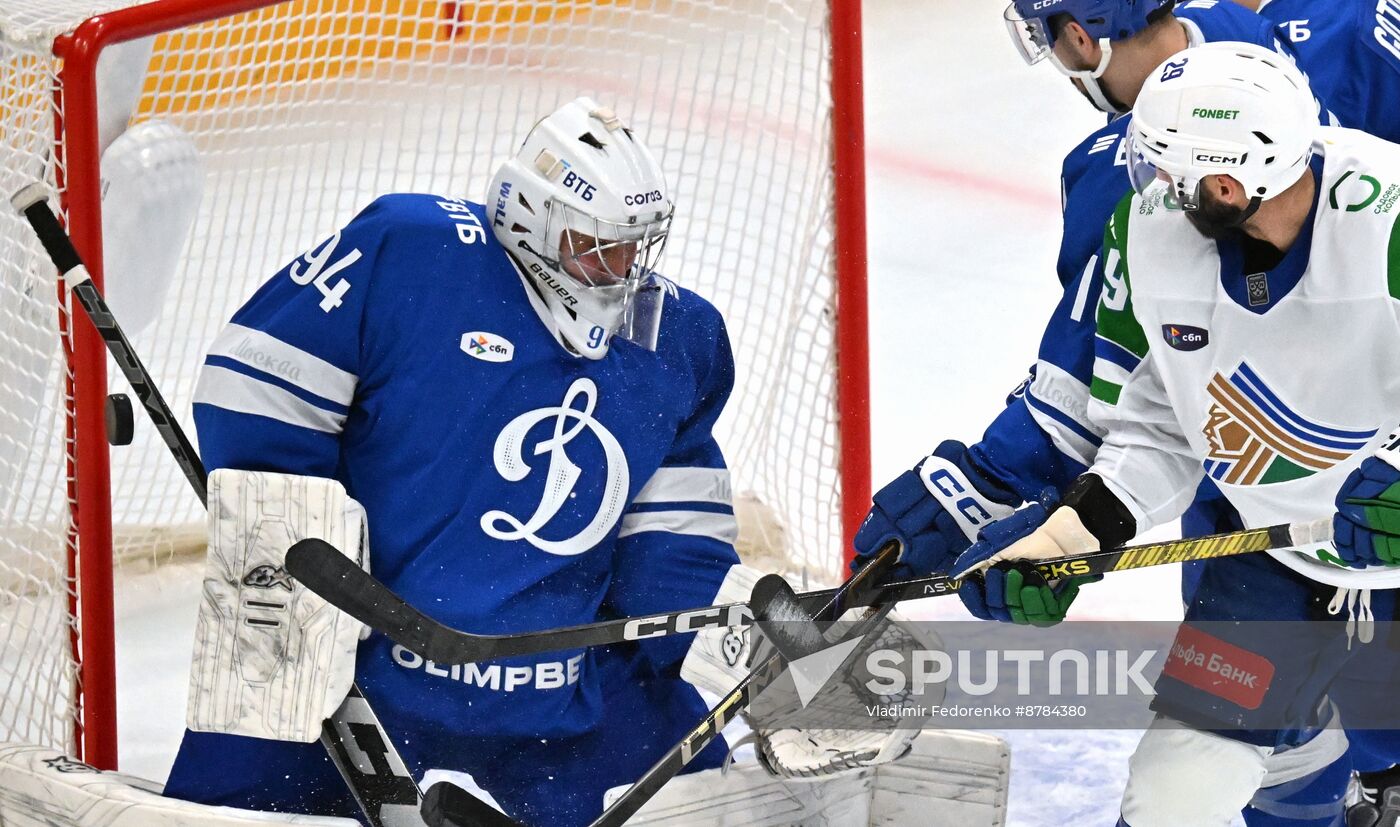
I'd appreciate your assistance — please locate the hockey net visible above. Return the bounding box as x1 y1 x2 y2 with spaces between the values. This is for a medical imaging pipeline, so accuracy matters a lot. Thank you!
0 0 868 766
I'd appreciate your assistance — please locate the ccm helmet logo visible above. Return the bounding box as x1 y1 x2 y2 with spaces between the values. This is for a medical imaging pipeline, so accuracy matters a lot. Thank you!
1030 0 1060 8
1193 150 1243 165
624 190 664 206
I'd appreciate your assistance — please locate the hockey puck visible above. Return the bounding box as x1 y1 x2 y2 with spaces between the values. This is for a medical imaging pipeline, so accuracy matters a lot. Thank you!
105 393 134 446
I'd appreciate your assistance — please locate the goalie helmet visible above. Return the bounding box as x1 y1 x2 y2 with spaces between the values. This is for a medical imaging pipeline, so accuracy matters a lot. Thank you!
489 97 673 360
1003 0 1174 113
1125 42 1316 213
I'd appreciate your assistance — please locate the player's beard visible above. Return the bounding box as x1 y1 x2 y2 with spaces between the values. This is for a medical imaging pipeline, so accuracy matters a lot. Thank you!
1185 188 1251 240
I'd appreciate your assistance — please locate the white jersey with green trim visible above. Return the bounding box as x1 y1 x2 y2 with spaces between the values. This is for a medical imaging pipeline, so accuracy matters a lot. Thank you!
1088 126 1400 588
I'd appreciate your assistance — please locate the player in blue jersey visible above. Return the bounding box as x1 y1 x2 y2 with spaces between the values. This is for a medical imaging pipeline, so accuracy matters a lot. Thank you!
850 1 1400 825
160 98 916 826
1257 0 1400 145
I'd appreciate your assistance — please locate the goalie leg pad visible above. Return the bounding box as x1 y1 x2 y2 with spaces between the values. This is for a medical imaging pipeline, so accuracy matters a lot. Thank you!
608 730 1009 826
0 742 357 825
187 469 368 743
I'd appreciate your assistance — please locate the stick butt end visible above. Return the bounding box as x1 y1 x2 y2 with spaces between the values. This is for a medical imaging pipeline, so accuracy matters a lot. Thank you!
11 182 50 213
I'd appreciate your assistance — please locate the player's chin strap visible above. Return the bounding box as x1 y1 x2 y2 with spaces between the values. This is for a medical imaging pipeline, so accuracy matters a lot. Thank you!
1048 40 1127 114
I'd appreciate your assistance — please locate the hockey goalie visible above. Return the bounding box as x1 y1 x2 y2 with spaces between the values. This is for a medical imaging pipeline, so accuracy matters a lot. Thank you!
0 97 1007 826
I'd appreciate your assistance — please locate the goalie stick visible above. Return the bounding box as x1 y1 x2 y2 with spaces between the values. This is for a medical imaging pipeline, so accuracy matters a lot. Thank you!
12 185 423 827
421 541 906 827
284 515 1335 664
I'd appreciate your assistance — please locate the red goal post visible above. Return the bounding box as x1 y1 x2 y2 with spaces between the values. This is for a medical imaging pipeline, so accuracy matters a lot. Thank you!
4 0 871 770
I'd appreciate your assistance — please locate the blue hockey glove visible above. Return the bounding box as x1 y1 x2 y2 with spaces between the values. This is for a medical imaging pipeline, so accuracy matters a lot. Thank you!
951 489 1102 626
852 440 1019 578
1334 452 1400 568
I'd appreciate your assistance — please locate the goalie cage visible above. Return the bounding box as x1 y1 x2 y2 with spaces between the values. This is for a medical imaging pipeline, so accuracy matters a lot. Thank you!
0 0 873 775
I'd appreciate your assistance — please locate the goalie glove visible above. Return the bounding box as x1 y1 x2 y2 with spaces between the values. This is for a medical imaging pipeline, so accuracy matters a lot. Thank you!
681 567 930 778
750 610 938 778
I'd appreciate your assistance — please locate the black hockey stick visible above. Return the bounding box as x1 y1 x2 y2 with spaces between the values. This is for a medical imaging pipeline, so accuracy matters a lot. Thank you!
285 514 1333 664
421 542 906 827
13 185 422 827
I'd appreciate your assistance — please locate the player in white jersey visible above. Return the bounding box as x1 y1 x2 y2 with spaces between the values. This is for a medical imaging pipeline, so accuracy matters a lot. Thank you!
950 42 1400 826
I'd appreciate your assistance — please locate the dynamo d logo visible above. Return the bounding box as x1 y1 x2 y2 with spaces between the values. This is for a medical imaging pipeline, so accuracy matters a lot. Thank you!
461 331 514 363
1162 324 1208 352
481 377 629 556
1201 362 1377 485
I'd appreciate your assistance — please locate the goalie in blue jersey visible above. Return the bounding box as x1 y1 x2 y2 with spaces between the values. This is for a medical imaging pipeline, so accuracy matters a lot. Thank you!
160 98 918 825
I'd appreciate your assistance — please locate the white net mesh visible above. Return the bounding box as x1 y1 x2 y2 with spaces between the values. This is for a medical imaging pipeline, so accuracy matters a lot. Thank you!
0 0 848 755
0 19 81 754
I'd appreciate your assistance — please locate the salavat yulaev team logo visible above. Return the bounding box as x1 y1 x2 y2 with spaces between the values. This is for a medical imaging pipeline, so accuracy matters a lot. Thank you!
1201 362 1377 485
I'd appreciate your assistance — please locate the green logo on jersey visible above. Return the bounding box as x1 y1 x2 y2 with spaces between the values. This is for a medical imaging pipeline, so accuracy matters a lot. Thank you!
1329 169 1384 212
1191 108 1240 120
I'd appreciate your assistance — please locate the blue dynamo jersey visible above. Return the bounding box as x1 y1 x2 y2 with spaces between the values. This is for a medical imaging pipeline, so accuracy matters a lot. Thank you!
190 193 741 743
969 0 1400 500
1261 0 1400 143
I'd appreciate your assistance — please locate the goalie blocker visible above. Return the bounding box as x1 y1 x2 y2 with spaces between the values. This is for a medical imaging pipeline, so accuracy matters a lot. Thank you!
187 469 369 743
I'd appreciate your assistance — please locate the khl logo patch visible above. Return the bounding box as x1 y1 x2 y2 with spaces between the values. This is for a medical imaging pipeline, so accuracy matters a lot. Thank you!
1246 272 1270 306
1201 362 1377 485
460 331 514 363
1162 324 1208 352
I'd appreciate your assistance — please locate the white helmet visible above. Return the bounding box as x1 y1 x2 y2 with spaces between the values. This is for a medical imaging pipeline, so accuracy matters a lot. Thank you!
1126 42 1316 215
489 97 673 360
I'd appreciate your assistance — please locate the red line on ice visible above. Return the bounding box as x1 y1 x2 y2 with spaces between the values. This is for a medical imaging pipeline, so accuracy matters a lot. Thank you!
866 146 1062 213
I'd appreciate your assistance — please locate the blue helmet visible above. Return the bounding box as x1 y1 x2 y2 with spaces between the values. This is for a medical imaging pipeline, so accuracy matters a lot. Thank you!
1003 0 1175 113
1005 0 1174 59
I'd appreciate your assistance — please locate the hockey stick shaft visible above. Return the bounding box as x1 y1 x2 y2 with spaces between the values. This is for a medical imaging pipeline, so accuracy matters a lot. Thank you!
14 184 207 504
288 515 1334 665
422 544 906 827
12 186 421 827
563 521 1334 827
579 542 905 827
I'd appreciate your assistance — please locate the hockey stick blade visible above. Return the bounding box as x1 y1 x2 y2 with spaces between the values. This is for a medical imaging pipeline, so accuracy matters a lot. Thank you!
285 539 467 662
750 538 900 661
568 541 905 827
750 543 903 683
749 573 827 660
290 518 1334 666
422 782 521 827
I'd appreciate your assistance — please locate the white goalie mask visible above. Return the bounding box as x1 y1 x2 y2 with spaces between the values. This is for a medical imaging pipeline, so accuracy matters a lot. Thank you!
1125 43 1317 215
489 97 674 360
